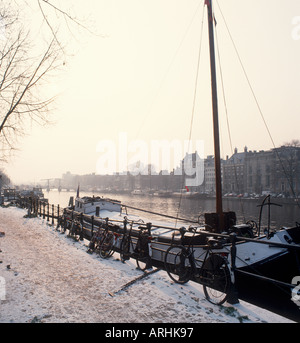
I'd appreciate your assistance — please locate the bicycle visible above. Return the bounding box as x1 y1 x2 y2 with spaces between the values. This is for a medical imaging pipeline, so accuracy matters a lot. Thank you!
99 230 122 259
98 219 122 259
59 211 72 234
120 220 152 271
134 225 153 271
87 225 105 254
119 219 133 262
164 227 231 305
67 217 83 241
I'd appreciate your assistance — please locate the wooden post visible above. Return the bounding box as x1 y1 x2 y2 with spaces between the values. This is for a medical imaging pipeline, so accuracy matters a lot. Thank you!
47 203 49 222
227 233 239 304
91 215 94 238
52 204 54 225
57 205 60 227
146 222 152 235
123 218 127 234
62 209 67 233
80 213 84 240
230 233 237 273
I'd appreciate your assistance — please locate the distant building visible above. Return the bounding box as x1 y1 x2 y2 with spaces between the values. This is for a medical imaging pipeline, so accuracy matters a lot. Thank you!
60 145 300 197
203 155 217 194
244 149 273 195
222 147 246 195
272 146 300 196
223 145 300 197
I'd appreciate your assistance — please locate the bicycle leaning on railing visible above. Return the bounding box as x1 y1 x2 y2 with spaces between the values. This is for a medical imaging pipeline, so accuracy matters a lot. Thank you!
86 218 122 258
164 227 232 305
87 225 105 254
99 225 122 259
120 219 152 271
59 211 83 241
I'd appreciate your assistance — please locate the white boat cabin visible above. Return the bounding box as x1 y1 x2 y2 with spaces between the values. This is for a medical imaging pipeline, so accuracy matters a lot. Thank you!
75 196 121 215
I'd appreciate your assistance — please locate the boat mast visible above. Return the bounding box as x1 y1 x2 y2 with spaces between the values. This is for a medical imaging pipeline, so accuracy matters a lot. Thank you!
205 0 224 232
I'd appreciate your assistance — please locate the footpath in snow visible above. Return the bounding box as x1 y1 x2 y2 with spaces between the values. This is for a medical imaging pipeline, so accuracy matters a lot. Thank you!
0 206 294 323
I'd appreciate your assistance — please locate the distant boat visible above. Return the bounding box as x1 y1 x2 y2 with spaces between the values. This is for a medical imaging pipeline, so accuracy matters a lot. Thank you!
19 187 45 199
131 189 144 195
153 190 172 197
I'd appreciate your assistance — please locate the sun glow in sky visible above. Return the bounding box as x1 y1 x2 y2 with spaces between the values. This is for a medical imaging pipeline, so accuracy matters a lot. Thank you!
3 0 300 184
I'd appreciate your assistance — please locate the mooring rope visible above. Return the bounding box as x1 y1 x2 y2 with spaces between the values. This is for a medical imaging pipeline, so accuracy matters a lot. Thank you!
119 202 200 224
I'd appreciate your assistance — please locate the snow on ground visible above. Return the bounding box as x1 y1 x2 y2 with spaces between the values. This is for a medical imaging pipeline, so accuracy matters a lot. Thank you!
0 206 294 323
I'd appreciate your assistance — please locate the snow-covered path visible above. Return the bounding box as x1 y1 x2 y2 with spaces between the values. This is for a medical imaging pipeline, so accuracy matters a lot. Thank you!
0 206 293 323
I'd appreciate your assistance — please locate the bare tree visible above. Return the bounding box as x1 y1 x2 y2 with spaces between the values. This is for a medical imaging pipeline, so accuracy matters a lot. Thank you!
0 4 63 161
0 169 11 188
283 139 300 148
0 1 99 163
276 140 300 196
37 0 94 43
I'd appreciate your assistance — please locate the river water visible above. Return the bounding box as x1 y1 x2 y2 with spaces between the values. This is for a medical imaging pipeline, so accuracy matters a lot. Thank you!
44 189 300 229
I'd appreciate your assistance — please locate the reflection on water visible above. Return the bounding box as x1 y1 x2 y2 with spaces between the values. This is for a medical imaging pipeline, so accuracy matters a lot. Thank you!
44 190 300 229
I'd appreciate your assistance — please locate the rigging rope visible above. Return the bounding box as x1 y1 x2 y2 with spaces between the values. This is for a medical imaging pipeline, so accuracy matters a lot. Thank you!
121 202 199 224
214 10 246 221
175 1 206 227
134 1 205 142
215 0 300 209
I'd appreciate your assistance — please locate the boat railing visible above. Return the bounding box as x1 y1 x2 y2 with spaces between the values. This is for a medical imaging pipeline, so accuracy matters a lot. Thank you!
257 194 283 237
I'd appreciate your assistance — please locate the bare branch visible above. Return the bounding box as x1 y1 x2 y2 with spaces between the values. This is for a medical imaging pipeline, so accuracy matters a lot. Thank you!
37 0 64 52
0 0 100 162
0 4 63 161
40 0 96 35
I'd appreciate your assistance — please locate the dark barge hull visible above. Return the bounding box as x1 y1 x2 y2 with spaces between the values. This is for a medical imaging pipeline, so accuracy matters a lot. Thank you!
235 248 300 322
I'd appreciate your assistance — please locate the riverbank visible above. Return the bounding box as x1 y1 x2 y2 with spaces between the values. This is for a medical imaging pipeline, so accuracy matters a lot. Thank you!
0 206 294 323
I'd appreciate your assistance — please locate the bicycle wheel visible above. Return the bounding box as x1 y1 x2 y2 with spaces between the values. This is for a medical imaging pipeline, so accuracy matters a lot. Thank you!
99 232 114 258
202 255 231 305
164 245 191 284
88 235 101 253
136 255 151 271
120 235 130 262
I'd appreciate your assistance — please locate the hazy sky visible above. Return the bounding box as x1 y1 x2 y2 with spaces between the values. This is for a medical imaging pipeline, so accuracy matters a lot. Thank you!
3 0 300 184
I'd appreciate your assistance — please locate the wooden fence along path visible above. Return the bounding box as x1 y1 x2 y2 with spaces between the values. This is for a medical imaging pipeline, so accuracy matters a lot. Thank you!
19 197 62 227
18 196 105 241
